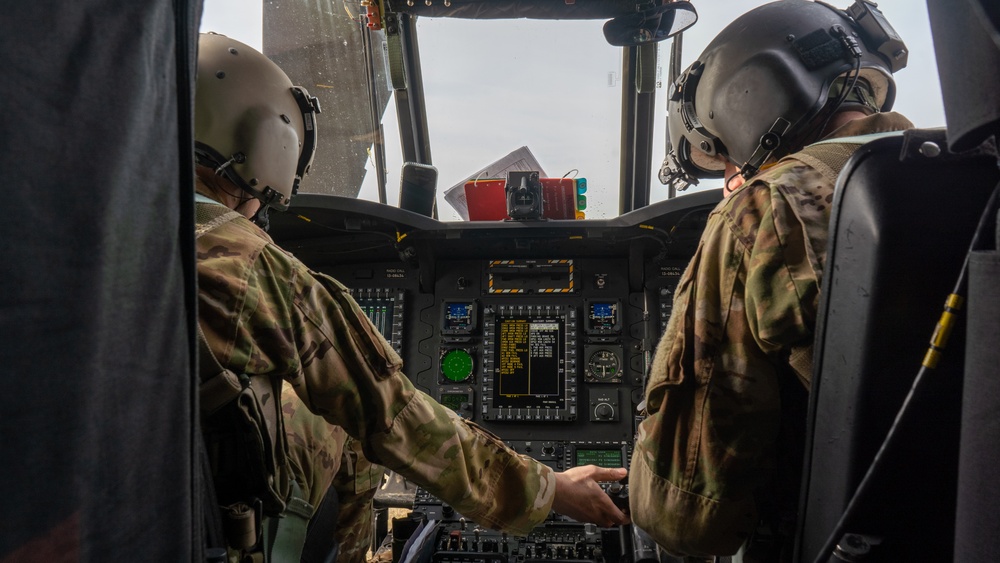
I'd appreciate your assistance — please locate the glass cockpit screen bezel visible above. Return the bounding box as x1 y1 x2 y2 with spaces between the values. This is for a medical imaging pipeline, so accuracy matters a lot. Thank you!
481 304 578 421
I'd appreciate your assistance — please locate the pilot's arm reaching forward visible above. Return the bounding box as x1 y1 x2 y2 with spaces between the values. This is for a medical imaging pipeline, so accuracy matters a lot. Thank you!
193 32 627 561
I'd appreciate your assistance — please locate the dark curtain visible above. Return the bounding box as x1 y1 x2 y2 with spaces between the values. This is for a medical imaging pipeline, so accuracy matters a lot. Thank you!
0 1 201 560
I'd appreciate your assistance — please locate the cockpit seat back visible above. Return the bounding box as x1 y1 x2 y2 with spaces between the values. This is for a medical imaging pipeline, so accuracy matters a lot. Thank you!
926 0 1000 560
795 128 999 562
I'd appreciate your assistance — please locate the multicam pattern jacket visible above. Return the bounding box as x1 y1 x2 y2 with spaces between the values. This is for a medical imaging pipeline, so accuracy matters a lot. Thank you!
281 380 383 563
195 197 555 536
630 113 915 557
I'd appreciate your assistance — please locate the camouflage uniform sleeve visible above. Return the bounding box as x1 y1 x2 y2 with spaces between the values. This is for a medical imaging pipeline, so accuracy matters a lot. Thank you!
198 214 554 534
630 206 767 557
253 251 555 536
630 166 825 557
369 390 556 536
743 161 831 360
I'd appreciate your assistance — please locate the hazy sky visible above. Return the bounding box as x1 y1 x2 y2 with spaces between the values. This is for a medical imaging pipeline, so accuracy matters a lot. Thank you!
201 0 945 221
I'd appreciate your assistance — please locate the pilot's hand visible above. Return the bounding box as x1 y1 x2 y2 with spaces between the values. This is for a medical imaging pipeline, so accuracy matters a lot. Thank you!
551 465 630 528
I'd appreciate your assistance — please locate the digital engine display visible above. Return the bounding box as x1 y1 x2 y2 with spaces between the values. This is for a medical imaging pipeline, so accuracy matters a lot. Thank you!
351 288 405 354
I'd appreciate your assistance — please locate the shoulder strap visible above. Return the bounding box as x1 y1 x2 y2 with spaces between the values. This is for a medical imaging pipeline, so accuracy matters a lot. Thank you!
790 141 862 188
301 483 342 562
195 205 307 562
194 207 248 558
791 131 906 187
778 143 857 390
195 209 242 238
263 481 314 562
782 131 905 389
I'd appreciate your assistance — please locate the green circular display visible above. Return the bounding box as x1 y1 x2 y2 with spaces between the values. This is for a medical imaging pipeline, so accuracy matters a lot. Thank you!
441 349 474 382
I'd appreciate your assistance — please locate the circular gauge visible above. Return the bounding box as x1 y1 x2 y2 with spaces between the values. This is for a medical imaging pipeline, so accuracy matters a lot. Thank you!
441 349 474 382
587 349 621 381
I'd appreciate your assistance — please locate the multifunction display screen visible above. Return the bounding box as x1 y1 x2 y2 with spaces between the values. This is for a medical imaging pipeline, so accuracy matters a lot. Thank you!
575 448 623 469
493 318 565 410
443 301 476 334
585 299 621 335
481 304 578 421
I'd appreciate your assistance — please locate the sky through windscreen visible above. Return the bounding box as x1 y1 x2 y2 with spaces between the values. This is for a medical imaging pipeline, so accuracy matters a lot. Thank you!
200 0 944 221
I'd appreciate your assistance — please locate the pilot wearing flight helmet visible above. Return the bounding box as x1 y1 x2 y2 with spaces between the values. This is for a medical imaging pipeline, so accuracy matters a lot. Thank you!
192 32 628 562
631 1 913 560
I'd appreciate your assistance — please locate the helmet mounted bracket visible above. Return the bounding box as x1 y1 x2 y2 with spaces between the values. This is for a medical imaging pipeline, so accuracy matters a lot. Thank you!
289 87 322 202
845 0 908 72
740 117 791 180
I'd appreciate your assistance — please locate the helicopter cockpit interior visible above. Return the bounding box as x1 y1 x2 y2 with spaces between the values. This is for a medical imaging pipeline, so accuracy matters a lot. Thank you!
1 0 998 562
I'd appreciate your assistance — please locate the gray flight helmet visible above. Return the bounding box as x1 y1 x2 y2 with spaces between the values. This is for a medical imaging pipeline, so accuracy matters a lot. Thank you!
195 32 321 212
661 0 906 191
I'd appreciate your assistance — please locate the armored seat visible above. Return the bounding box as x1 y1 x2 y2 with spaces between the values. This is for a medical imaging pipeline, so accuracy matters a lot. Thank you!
795 129 999 562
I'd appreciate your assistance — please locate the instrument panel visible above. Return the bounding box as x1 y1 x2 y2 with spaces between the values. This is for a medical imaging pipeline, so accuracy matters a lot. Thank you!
269 190 720 563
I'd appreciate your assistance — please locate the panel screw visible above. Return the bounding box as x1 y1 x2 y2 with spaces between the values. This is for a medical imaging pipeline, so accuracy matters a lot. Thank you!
919 141 942 158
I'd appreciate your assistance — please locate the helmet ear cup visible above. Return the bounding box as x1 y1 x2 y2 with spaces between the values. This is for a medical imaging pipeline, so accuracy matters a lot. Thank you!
231 105 302 210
